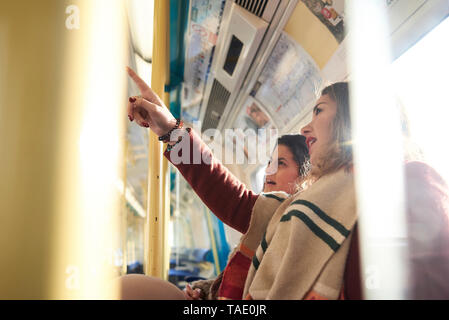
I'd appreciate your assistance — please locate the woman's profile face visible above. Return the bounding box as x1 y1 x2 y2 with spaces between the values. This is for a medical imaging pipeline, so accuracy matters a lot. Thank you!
300 94 338 165
264 145 301 195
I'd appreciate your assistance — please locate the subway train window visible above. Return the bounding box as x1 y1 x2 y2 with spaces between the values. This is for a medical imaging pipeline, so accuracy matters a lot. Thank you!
391 16 449 184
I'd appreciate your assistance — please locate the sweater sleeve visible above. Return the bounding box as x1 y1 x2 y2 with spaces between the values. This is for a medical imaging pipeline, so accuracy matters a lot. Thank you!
164 129 258 234
405 161 449 299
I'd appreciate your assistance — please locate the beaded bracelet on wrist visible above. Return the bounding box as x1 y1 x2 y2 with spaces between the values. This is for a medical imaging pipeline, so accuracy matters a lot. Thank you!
166 128 191 152
158 119 183 143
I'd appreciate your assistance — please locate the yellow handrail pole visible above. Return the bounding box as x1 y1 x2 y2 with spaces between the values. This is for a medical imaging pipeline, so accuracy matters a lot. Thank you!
0 0 67 299
0 0 128 299
162 159 171 281
145 0 170 279
145 135 163 278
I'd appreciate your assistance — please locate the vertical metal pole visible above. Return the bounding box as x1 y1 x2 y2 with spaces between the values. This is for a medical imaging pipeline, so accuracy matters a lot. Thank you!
0 0 128 299
162 158 171 280
145 0 171 279
145 133 163 277
174 170 181 267
0 0 68 299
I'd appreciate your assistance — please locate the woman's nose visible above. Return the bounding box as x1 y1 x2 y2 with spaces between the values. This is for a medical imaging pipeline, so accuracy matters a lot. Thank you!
265 163 278 176
301 122 312 136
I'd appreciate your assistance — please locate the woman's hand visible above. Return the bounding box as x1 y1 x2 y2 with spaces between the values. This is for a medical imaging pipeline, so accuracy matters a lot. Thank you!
183 283 203 300
126 67 177 137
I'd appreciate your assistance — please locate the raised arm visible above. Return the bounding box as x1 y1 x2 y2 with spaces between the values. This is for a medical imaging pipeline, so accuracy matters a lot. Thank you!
126 67 257 233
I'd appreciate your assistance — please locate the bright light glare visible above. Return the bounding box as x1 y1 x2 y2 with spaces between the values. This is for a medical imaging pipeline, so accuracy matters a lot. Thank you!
391 17 449 185
347 0 407 299
78 0 127 299
51 0 128 299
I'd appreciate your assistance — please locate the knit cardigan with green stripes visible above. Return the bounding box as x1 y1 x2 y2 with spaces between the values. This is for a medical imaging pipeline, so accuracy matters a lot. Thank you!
243 168 357 299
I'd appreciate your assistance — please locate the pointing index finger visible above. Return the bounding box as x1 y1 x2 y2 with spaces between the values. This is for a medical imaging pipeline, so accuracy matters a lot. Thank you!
126 66 164 106
126 66 150 93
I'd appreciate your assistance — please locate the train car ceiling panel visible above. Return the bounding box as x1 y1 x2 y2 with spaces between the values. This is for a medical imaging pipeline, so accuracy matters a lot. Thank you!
198 1 273 132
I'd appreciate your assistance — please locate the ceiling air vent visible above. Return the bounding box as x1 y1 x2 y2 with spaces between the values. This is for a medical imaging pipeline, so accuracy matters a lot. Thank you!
235 0 268 17
234 0 279 22
202 79 231 132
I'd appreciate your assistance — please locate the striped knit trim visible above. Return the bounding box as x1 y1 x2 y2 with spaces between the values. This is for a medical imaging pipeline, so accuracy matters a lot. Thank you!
252 255 260 270
281 210 341 252
262 193 286 202
291 199 350 237
252 201 349 271
260 232 268 253
251 232 269 272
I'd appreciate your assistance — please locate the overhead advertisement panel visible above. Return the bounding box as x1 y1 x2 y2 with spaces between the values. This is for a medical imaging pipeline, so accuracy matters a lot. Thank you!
252 32 323 128
182 0 227 125
299 0 346 43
